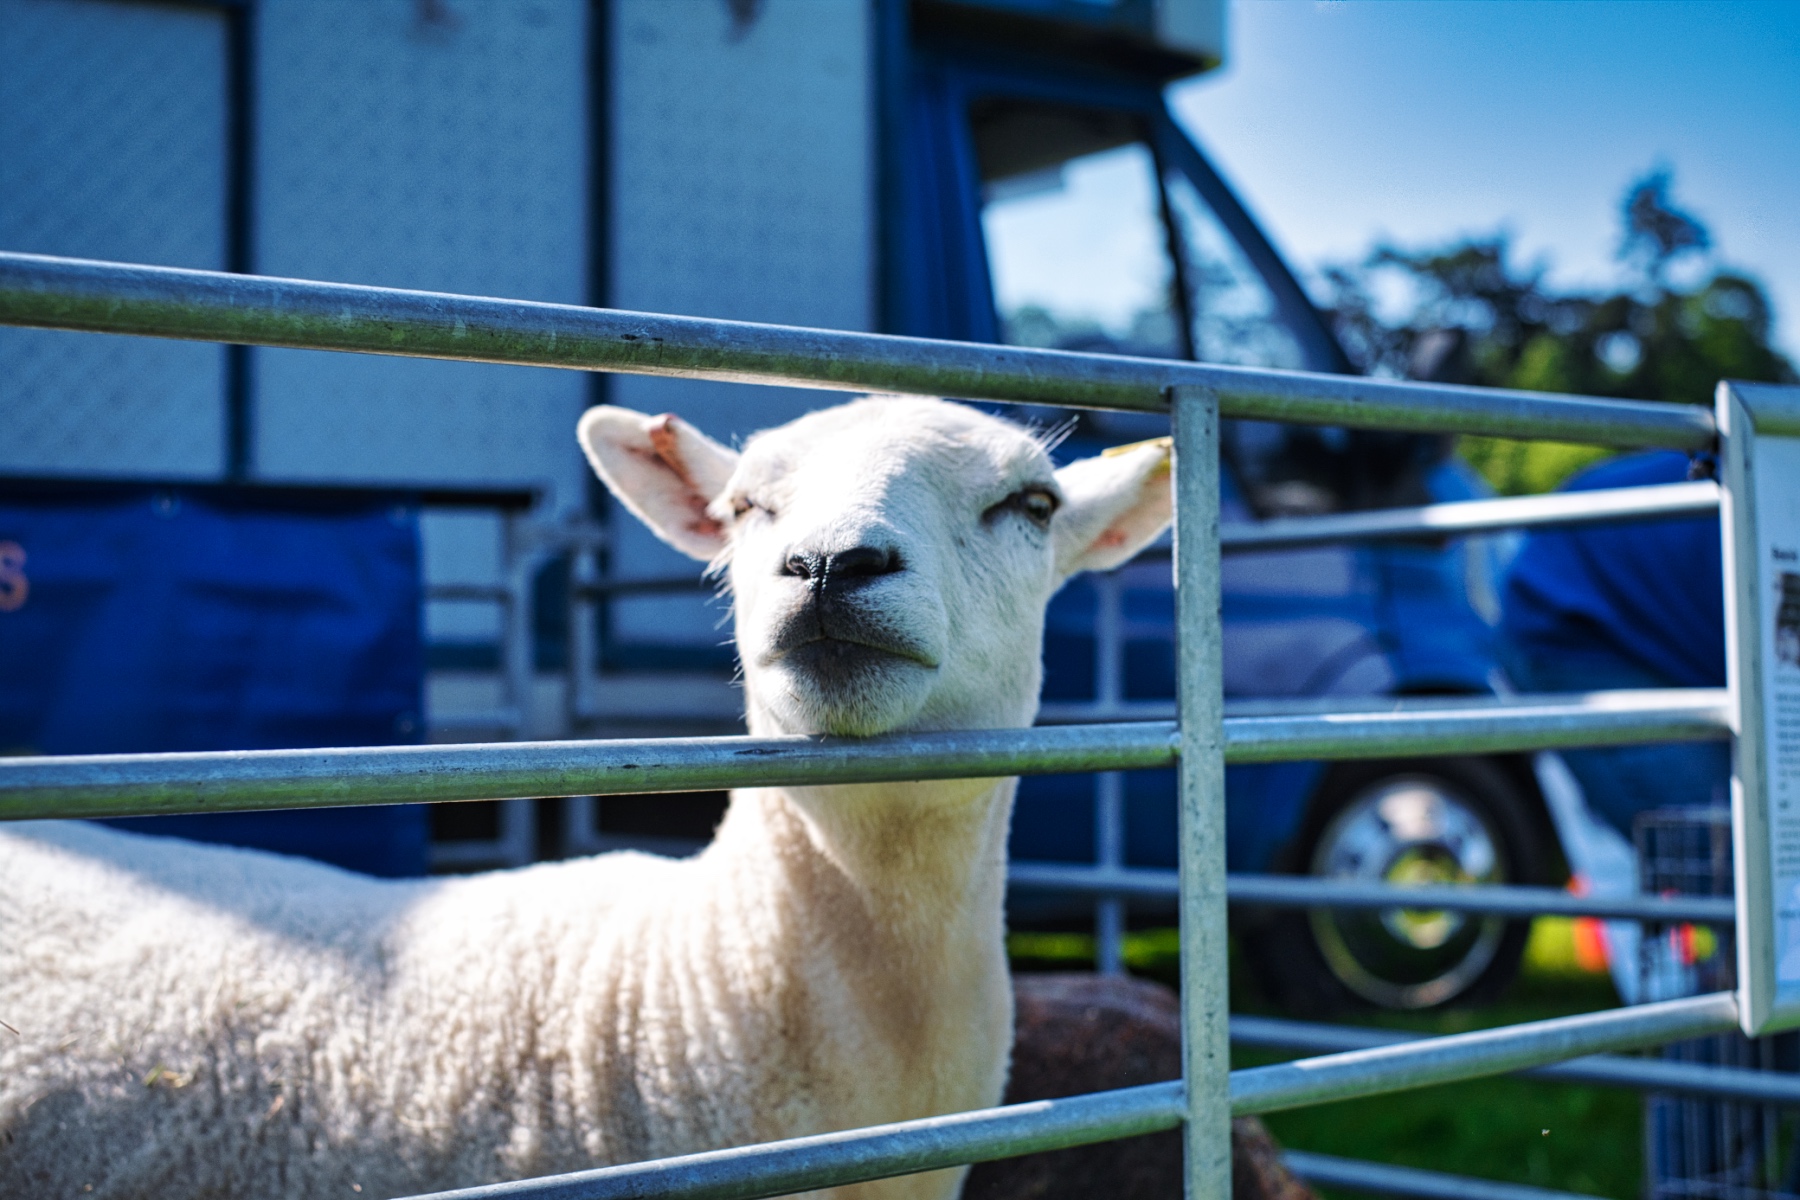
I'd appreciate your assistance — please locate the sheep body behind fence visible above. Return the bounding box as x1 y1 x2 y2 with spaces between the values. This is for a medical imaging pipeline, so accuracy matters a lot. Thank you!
0 398 1176 1200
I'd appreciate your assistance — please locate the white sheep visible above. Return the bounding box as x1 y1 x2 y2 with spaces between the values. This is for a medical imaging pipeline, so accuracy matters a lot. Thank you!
0 397 1174 1200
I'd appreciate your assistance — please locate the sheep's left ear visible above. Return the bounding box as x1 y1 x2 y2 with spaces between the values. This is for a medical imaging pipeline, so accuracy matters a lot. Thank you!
1052 438 1174 579
577 406 741 561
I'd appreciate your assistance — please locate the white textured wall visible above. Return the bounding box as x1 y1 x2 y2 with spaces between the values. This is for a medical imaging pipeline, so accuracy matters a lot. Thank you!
607 0 873 647
0 0 227 478
253 0 591 516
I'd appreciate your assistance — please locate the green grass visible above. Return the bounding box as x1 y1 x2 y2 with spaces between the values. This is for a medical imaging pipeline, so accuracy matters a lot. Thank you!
1010 918 1644 1198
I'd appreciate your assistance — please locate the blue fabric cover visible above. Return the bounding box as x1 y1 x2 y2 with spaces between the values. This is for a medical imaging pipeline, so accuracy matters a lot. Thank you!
1502 450 1724 689
0 486 428 876
1500 451 1730 834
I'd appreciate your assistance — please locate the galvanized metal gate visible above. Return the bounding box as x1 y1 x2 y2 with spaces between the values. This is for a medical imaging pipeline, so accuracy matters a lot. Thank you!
3 249 1793 1200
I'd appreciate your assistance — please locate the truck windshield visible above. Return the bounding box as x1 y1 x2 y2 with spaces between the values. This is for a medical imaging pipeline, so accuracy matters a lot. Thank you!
974 97 1303 374
971 95 1437 514
975 102 1184 360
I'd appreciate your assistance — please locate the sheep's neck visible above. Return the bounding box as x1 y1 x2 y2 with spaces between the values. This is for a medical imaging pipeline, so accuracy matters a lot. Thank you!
729 777 1012 961
802 776 1005 918
734 696 1021 950
712 778 1015 1103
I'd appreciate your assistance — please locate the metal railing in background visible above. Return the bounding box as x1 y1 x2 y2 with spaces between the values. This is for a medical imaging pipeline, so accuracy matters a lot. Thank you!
423 503 561 869
0 250 1757 1200
1231 1014 1800 1107
1279 1151 1607 1200
1217 478 1719 552
1002 865 1739 924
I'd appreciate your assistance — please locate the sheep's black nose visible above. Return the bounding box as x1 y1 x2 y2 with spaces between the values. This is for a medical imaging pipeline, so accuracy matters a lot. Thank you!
783 545 903 592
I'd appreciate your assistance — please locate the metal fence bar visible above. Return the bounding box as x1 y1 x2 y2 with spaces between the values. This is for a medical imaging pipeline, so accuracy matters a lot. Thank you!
1003 863 1739 924
382 994 1737 1200
1174 387 1231 1200
393 1084 1189 1200
0 252 1715 447
1280 1151 1604 1200
0 692 1729 822
1220 480 1720 553
1232 1015 1800 1106
1222 688 1729 763
0 724 1176 822
1230 992 1738 1115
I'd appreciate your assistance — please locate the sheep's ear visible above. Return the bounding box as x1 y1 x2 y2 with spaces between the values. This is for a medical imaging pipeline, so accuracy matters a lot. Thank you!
1051 437 1174 579
577 406 740 561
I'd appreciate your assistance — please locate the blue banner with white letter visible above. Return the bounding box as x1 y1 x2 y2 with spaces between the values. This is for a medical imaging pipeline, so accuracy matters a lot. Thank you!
0 482 428 876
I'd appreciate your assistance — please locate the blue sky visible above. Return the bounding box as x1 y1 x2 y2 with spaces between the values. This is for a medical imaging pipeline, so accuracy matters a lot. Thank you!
1169 0 1800 359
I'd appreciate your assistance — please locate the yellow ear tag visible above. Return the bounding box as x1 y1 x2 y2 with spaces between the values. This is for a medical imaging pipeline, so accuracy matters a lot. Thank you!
1101 436 1173 479
1100 436 1173 458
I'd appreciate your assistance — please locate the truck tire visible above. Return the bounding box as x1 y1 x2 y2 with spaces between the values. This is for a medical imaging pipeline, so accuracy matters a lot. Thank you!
1242 756 1548 1016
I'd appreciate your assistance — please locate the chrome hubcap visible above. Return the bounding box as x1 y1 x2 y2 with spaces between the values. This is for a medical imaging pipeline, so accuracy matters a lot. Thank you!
1308 776 1508 1009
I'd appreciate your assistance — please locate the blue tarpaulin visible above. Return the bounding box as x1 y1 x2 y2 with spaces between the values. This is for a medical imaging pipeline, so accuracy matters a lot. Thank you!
1501 451 1731 833
0 482 429 876
1503 450 1725 690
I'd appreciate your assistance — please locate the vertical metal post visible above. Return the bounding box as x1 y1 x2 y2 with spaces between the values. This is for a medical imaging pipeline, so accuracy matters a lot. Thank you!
496 512 542 866
1172 385 1228 1200
1095 771 1126 974
1095 569 1126 975
502 512 536 740
567 534 600 732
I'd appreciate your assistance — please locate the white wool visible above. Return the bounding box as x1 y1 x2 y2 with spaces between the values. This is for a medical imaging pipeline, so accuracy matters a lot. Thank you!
1 398 1174 1200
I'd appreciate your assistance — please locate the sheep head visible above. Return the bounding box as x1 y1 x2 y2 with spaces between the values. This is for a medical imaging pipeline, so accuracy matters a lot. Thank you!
579 397 1172 738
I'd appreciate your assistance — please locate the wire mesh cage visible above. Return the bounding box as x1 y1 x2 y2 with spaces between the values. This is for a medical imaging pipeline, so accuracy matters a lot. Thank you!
1638 806 1799 1200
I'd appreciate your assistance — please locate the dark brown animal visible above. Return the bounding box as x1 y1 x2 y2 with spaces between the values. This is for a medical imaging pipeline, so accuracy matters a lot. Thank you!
966 974 1316 1200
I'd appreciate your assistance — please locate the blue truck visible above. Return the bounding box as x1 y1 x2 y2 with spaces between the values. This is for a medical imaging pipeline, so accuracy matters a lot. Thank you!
882 7 1558 1014
3 0 1587 1012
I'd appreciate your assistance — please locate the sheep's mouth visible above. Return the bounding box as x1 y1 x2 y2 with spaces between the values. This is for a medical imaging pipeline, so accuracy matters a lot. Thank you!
773 634 937 679
762 600 940 675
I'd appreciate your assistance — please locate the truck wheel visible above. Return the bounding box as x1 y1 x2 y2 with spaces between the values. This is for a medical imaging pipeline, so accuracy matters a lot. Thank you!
1243 757 1546 1015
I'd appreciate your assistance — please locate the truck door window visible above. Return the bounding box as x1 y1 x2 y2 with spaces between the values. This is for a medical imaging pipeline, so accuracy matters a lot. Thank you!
1163 171 1306 371
973 100 1184 360
1160 171 1356 514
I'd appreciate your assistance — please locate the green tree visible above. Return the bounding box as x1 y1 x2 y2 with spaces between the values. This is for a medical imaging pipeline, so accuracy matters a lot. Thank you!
1323 172 1796 494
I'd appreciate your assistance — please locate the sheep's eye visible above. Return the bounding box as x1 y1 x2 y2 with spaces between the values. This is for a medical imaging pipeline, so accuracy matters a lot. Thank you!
985 486 1059 530
731 496 773 521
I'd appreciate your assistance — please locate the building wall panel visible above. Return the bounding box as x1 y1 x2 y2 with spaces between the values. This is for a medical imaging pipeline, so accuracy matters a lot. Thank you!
253 0 591 516
607 0 873 648
0 0 228 478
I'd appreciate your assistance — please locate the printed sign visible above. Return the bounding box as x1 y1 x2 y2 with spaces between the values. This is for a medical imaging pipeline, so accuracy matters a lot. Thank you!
1752 445 1800 991
1721 382 1800 1032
